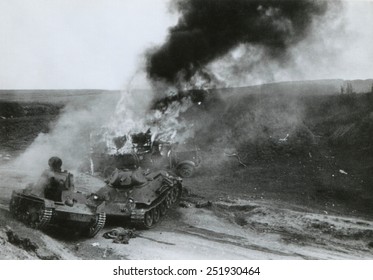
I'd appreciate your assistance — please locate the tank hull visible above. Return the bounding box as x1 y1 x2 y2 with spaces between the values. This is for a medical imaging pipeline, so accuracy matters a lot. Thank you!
9 190 106 237
95 170 182 229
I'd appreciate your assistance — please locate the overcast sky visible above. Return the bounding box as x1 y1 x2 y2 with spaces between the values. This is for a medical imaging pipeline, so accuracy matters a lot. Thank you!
0 0 176 89
0 0 372 90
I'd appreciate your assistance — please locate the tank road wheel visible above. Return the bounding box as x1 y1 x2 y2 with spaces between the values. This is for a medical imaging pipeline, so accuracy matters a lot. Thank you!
143 210 154 229
152 207 160 224
159 202 167 216
176 163 195 178
87 212 106 238
169 189 176 204
26 204 53 229
175 185 181 200
171 187 180 204
165 193 172 209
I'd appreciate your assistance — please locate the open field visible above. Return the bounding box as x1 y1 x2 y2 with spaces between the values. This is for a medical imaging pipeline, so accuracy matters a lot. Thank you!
1 80 373 259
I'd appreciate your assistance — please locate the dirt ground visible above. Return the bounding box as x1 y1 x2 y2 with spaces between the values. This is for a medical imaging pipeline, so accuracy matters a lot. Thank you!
1 86 373 259
1 161 372 260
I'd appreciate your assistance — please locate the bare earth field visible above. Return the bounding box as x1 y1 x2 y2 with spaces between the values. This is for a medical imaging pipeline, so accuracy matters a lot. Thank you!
1 83 373 259
1 164 372 260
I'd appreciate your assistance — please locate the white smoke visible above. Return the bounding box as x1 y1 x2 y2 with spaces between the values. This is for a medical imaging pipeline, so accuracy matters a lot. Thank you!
14 94 117 174
10 1 178 176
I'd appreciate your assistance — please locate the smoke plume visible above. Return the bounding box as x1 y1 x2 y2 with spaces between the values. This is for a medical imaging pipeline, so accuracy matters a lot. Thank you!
146 0 329 86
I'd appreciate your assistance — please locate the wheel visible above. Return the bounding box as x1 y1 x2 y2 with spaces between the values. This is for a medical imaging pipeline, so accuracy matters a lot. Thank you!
174 186 181 200
28 207 42 228
143 210 154 229
169 189 176 204
87 212 106 237
176 163 195 178
152 207 160 224
25 204 52 229
165 194 171 209
172 187 180 203
159 202 167 216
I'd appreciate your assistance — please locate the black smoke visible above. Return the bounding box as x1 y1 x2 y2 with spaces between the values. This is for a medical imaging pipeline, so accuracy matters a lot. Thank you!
146 0 329 85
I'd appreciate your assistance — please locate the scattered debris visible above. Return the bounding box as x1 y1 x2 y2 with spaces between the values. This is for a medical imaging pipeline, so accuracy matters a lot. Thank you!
103 228 138 244
179 201 192 208
91 242 100 247
279 133 289 142
339 169 348 175
225 152 248 167
196 201 213 208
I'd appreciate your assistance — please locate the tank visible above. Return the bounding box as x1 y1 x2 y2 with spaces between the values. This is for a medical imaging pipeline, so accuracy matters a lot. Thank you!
93 168 182 229
9 171 106 237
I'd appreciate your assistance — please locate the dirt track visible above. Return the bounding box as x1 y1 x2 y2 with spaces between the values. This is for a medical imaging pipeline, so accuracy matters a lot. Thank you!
1 162 372 260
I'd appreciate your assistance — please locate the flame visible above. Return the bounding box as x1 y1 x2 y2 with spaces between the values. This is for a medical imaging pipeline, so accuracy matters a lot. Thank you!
91 86 197 155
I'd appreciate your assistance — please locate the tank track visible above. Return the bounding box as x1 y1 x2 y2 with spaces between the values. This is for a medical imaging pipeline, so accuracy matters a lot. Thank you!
130 183 182 229
33 207 53 229
87 212 106 237
9 195 53 230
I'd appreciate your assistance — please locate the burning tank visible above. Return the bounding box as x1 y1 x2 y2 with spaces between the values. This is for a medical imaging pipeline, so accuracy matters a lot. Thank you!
92 168 182 229
89 130 201 178
9 157 106 237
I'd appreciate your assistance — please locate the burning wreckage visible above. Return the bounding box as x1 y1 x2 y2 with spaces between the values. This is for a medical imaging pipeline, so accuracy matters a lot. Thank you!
9 91 204 237
89 131 202 179
88 89 208 179
9 156 183 236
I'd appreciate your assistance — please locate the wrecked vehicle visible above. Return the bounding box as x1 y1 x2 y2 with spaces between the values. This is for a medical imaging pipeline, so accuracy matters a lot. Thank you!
90 152 140 178
92 168 182 229
90 137 202 178
164 144 202 178
9 158 106 237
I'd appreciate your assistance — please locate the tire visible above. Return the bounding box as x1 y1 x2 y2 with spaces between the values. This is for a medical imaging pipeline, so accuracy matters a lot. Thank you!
159 202 167 216
143 210 154 229
153 207 160 224
176 163 195 178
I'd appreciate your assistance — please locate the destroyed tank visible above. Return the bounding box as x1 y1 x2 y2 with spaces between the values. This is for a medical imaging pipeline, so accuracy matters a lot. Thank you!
9 170 106 237
92 168 182 229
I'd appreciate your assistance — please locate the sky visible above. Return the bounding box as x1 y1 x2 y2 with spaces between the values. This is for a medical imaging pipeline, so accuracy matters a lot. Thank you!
0 0 372 90
0 0 176 89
